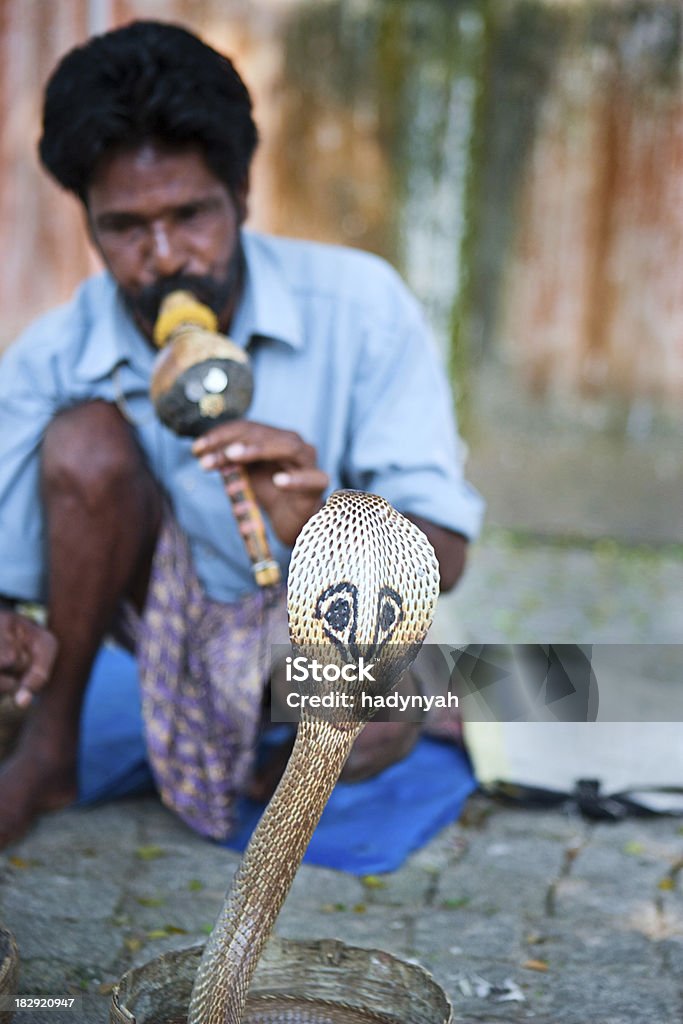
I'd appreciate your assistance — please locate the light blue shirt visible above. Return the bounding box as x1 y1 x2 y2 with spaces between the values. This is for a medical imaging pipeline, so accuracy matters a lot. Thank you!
0 231 484 604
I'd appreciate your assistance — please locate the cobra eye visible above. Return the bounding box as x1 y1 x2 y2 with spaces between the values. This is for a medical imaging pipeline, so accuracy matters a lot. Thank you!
315 582 358 658
380 601 396 631
326 597 351 631
373 586 403 651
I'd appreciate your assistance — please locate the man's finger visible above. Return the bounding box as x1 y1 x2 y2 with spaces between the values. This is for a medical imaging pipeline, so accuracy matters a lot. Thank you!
191 419 249 455
193 423 315 468
15 629 58 702
18 659 53 699
272 469 330 493
192 420 287 459
199 435 312 470
13 686 35 709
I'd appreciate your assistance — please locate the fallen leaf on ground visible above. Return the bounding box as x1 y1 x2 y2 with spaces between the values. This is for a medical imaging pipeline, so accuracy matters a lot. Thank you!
147 924 188 939
522 958 549 972
442 897 469 910
8 856 38 869
136 845 166 861
361 875 387 889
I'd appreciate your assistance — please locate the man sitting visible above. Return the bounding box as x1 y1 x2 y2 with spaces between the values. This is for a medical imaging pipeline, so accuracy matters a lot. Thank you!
0 21 483 847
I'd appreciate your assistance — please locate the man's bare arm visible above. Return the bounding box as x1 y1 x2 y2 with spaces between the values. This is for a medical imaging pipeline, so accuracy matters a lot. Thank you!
406 516 468 593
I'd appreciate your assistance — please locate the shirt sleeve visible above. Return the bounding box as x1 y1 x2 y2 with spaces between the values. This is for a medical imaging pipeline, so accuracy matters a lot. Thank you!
343 282 485 540
0 338 62 602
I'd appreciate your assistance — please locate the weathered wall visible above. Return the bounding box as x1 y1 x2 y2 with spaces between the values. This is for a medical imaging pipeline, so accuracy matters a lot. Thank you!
480 1 683 407
1 0 682 415
0 0 93 338
0 0 286 342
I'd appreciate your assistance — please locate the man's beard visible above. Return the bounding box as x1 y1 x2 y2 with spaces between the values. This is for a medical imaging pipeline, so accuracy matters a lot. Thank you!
121 236 245 336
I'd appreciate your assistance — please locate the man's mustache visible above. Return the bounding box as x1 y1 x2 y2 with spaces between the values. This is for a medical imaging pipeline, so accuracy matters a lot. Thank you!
127 273 232 326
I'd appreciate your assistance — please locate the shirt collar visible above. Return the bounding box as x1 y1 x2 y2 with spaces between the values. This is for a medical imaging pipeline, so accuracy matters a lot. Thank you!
238 229 304 351
75 274 155 382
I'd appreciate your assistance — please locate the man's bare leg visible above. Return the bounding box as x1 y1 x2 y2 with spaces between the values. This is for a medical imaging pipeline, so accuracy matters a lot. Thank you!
0 401 161 847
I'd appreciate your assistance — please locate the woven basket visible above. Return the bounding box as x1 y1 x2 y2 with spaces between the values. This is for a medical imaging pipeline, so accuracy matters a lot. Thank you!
0 925 19 1024
110 937 452 1023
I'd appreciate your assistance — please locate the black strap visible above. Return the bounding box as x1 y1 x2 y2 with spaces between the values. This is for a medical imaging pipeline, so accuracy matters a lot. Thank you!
484 777 683 821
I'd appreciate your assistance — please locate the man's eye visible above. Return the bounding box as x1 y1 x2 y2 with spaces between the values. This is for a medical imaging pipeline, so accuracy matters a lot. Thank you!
176 204 203 222
101 219 143 238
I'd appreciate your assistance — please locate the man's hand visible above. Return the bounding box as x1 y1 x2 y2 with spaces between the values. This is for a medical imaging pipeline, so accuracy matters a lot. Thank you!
193 421 329 547
0 610 58 708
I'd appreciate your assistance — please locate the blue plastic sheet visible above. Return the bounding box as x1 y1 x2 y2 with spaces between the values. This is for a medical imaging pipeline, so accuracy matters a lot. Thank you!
77 645 477 875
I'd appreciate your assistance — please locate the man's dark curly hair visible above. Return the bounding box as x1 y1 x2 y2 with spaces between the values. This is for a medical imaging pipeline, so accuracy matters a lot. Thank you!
39 20 258 203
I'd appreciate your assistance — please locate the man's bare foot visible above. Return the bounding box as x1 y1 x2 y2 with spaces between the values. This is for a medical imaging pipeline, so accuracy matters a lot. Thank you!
0 739 77 848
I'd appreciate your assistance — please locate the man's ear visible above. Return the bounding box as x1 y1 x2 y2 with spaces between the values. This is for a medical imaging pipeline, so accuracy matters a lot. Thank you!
83 204 108 267
233 174 250 224
83 204 99 248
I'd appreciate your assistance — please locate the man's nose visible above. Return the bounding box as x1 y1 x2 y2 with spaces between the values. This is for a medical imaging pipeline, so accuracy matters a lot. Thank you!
149 221 185 277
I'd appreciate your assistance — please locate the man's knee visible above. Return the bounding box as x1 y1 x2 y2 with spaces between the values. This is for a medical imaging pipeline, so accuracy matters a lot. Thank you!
341 721 421 782
41 400 157 514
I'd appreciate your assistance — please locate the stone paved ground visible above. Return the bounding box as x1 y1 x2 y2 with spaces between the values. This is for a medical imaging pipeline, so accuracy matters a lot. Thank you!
2 794 682 1024
450 528 683 644
2 533 682 1024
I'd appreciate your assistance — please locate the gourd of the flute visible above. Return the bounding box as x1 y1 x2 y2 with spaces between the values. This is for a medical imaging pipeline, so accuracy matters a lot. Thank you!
149 290 253 438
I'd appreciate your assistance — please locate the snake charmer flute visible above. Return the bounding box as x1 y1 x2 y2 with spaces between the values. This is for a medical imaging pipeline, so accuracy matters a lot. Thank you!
149 290 281 588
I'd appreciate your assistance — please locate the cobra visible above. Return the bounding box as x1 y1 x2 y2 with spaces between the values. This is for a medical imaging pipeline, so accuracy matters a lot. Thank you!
187 489 441 1024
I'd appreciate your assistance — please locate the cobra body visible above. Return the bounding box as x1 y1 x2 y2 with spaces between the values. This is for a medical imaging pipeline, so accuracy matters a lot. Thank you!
188 490 440 1024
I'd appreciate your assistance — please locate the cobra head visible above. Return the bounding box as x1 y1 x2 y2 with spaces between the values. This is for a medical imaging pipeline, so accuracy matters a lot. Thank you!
287 490 441 718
